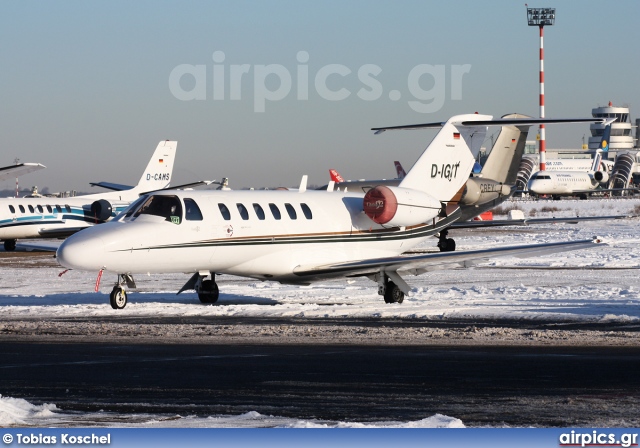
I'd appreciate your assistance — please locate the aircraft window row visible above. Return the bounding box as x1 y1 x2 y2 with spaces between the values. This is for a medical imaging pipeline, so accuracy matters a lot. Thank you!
217 202 313 221
8 204 72 215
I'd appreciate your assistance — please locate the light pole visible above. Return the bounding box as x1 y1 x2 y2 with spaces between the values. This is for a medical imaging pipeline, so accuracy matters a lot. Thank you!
526 6 555 171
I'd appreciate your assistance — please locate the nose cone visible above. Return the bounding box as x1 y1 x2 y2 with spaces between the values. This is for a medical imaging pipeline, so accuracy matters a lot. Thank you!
57 231 106 271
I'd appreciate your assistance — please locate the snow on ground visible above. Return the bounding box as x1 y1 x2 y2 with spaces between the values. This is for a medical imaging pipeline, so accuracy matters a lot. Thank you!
1 197 638 324
0 395 464 428
0 197 639 428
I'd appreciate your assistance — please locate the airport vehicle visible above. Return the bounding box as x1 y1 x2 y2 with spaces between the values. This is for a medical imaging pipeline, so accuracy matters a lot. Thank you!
57 114 605 309
0 141 176 251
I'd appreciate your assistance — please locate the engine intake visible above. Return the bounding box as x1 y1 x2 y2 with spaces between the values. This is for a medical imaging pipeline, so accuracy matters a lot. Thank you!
594 171 609 184
90 199 113 221
363 186 441 227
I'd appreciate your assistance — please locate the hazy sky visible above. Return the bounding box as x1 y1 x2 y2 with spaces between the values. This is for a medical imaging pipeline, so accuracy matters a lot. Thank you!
1 0 639 192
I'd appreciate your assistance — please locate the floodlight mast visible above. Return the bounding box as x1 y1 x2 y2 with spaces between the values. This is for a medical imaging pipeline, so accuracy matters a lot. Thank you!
527 6 555 171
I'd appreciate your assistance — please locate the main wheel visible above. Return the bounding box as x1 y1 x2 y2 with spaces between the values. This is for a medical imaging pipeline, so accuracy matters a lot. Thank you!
438 238 456 252
198 279 220 304
3 239 16 251
109 286 127 309
383 282 404 304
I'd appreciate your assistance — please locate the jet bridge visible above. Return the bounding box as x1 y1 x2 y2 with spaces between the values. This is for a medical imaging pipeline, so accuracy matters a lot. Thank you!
609 152 636 196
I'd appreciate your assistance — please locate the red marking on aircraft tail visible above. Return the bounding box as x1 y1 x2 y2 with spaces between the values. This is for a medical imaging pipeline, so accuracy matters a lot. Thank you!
394 161 406 179
329 169 345 183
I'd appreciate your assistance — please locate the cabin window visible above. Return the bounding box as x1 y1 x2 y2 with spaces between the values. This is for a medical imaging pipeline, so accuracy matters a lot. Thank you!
300 203 312 219
253 203 265 220
269 203 281 220
184 198 203 221
237 203 249 220
65 205 72 213
19 205 25 213
134 194 183 224
55 205 62 214
285 203 297 220
37 205 43 213
218 203 231 221
9 205 15 214
28 205 35 213
46 205 53 213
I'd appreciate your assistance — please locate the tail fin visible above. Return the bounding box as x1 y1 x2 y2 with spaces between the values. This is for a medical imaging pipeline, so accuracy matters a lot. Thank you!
480 113 532 184
329 169 345 183
394 161 407 179
130 141 177 193
599 122 612 153
398 114 489 202
591 149 603 172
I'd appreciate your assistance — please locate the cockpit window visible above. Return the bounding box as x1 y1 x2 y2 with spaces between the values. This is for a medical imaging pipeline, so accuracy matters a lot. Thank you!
133 195 182 224
184 198 203 221
122 195 149 219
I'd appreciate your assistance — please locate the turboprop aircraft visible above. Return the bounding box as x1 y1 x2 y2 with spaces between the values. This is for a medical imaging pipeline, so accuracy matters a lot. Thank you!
527 121 621 199
0 141 177 251
56 114 607 310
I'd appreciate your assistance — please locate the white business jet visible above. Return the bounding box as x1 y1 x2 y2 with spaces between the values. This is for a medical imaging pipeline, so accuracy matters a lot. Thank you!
56 114 605 309
527 120 618 199
0 141 177 251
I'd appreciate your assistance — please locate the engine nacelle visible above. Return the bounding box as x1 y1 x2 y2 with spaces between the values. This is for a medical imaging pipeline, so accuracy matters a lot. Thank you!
363 186 441 227
459 178 512 205
594 171 609 184
90 199 113 221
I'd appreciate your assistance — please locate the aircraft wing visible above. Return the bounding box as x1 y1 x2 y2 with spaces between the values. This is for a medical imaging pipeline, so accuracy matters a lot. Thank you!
0 163 46 181
16 240 61 252
38 226 88 238
139 180 213 195
450 214 632 228
293 238 604 280
90 182 134 191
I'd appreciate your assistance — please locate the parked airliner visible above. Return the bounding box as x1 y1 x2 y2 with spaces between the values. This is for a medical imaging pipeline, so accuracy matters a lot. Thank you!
528 121 616 198
0 141 176 251
57 114 606 309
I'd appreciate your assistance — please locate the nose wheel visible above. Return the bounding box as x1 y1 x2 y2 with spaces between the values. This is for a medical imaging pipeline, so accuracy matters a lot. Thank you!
110 286 127 309
108 274 136 309
437 229 456 252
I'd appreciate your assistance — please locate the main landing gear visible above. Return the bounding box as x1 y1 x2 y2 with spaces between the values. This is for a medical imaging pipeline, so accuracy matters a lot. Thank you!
177 272 219 304
3 239 16 251
375 272 410 304
197 274 219 304
437 229 456 252
109 274 136 310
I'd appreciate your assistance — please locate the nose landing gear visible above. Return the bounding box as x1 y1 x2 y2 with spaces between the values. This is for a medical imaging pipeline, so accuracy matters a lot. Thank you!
109 274 136 309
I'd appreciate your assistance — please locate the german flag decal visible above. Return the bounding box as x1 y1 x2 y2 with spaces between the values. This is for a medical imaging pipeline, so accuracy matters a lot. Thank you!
453 132 460 139
159 159 164 163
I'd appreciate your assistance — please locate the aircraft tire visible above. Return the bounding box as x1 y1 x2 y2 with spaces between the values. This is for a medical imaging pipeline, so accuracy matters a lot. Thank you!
3 239 16 251
198 280 219 304
109 286 127 310
383 282 404 304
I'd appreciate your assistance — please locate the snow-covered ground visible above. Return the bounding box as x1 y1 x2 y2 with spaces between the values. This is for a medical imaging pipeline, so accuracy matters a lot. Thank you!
1 197 639 428
2 197 639 323
0 395 463 428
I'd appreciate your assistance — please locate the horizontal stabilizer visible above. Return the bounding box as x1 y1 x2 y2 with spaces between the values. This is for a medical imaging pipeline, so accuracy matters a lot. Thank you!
90 182 133 191
372 117 607 134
